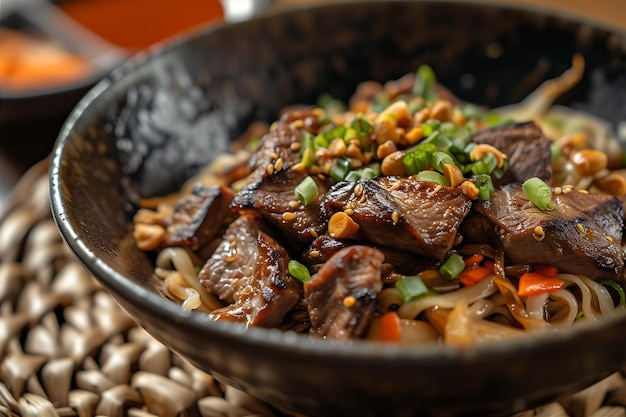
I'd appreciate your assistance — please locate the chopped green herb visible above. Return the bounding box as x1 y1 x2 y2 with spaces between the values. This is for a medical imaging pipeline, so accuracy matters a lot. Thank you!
439 253 465 280
295 176 319 206
288 260 311 283
415 170 449 186
412 65 438 101
330 157 351 182
396 275 434 303
600 280 626 308
522 177 553 210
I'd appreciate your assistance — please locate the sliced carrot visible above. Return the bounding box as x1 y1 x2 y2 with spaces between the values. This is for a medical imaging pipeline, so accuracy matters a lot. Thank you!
380 311 401 342
463 253 484 267
483 259 495 270
533 265 559 277
517 272 565 297
458 266 492 287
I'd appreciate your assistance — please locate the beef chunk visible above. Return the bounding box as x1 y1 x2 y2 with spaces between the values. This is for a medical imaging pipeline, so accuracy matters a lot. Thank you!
198 213 301 327
323 177 472 260
301 234 436 276
472 121 553 185
232 167 331 244
162 184 235 250
243 108 319 186
463 183 624 279
304 246 384 339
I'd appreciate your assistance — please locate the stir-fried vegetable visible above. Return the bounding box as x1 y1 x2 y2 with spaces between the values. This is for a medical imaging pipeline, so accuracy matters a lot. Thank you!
522 177 553 210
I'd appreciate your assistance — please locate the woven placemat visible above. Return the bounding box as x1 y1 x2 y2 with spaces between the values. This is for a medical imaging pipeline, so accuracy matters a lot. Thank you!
1 159 626 417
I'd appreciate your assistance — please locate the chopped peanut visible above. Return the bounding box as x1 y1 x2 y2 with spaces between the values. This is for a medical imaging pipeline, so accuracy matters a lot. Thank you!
378 100 412 127
429 100 453 122
376 140 398 160
404 127 424 145
459 180 480 200
570 149 607 176
373 115 400 144
470 144 506 168
133 223 166 251
443 163 465 187
328 212 360 239
381 150 407 176
329 137 347 157
595 172 626 197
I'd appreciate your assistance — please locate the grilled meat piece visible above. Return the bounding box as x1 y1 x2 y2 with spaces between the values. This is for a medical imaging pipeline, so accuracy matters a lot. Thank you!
232 167 331 243
162 183 235 250
304 245 384 339
198 213 301 327
463 183 624 279
472 121 553 185
323 177 472 260
301 234 437 276
243 108 319 186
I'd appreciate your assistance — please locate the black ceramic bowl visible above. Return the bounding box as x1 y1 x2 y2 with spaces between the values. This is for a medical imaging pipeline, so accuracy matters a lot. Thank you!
49 1 626 416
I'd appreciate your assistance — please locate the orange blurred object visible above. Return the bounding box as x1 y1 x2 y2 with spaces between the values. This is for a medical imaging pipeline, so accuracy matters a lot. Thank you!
59 0 224 50
0 28 92 91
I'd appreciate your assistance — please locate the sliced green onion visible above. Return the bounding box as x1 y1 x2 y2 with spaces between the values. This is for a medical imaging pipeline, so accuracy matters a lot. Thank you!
301 148 316 168
288 260 311 283
550 141 562 163
396 275 434 303
412 64 438 101
522 177 553 210
403 150 431 175
323 125 347 141
300 131 313 155
421 120 441 137
473 174 494 201
415 170 449 186
313 134 330 150
350 115 373 137
439 253 465 280
599 280 626 308
422 131 452 150
344 171 362 182
330 157 351 182
430 151 455 173
470 152 498 175
317 93 347 116
360 167 377 180
295 176 319 206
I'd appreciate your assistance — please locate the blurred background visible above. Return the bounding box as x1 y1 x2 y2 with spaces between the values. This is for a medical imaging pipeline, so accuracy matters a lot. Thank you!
0 0 624 204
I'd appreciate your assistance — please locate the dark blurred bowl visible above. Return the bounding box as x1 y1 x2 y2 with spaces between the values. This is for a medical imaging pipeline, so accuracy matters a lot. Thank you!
49 1 626 416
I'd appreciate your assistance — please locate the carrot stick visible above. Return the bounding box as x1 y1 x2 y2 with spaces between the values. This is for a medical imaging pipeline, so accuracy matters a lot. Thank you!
517 272 565 296
458 266 492 287
380 311 401 342
533 265 559 277
463 253 484 267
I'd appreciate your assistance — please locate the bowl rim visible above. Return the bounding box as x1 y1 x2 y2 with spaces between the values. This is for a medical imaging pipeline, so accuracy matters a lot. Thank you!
49 0 626 365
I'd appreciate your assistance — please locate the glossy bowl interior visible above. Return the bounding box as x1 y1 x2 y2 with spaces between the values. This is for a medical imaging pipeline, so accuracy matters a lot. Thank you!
50 1 626 416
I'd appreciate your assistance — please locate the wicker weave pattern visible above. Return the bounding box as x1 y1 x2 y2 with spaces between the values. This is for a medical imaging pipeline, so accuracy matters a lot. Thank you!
0 160 625 417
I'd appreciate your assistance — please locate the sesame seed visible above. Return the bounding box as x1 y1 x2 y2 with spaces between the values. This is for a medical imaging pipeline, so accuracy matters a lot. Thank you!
290 142 301 152
309 229 319 238
391 211 400 224
309 250 321 258
343 296 356 307
578 189 589 194
563 187 572 194
230 278 240 286
274 158 284 172
290 119 305 129
270 152 279 160
291 162 305 172
344 208 355 216
282 212 297 221
576 223 585 234
533 225 545 242
288 200 300 208
554 187 562 195
266 163 274 175
607 235 614 243
354 184 364 197
317 174 326 181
